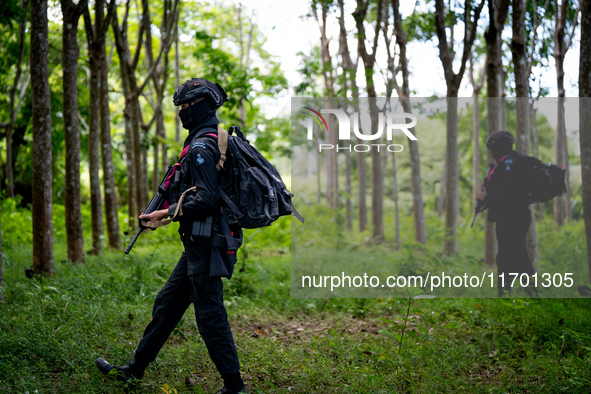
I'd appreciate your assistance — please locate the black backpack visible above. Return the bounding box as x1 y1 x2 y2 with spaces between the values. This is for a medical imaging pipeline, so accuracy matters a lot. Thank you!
215 126 304 229
521 155 567 203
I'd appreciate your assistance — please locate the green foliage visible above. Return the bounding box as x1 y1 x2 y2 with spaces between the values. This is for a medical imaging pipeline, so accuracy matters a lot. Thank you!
1 203 591 392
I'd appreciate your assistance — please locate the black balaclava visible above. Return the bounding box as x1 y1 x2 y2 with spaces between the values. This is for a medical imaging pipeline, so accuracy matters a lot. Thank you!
179 99 216 131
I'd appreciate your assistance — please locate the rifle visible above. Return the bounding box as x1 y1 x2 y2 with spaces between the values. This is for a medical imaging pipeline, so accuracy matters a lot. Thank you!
470 164 494 228
125 165 175 254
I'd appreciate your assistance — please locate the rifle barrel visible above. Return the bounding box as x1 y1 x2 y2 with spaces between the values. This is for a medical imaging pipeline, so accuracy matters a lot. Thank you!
125 228 144 254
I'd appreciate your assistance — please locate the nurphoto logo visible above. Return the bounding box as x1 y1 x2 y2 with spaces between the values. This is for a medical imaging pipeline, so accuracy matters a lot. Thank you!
302 105 418 153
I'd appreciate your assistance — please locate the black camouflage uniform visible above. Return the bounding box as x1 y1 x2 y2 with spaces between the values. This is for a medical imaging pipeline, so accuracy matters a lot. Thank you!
96 79 246 394
484 131 535 296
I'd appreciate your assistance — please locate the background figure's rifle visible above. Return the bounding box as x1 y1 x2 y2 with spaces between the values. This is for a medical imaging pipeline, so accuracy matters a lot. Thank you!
125 165 174 254
471 164 494 228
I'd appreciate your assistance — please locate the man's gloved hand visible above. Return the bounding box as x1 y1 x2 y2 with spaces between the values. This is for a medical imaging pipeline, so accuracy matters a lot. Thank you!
139 209 170 230
475 190 487 202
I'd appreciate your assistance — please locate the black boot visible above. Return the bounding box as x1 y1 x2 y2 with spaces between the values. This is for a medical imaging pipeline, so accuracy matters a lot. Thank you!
215 386 248 394
95 357 145 383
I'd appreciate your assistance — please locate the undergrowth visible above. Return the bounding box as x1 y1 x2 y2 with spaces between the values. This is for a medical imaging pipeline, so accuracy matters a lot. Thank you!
1 201 590 393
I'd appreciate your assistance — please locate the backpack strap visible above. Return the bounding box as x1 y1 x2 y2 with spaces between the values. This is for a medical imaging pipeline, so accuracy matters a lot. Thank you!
216 126 229 171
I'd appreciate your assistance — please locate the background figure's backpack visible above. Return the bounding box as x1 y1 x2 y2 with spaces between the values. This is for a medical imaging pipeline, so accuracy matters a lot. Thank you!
216 126 304 229
521 155 567 203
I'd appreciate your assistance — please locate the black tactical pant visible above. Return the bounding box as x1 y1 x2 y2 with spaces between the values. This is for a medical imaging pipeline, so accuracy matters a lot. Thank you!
133 245 241 376
495 210 535 296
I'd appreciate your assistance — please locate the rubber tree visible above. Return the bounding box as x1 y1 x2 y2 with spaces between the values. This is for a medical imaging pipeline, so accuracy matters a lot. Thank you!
392 0 427 245
435 0 485 255
61 0 87 262
31 0 54 275
483 0 509 266
353 0 385 242
553 0 579 226
579 0 591 284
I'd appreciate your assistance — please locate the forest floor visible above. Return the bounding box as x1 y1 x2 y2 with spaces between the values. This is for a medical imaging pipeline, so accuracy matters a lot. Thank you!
1 204 590 393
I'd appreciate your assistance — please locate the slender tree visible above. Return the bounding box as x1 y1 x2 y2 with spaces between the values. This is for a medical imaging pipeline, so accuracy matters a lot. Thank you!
580 0 591 284
313 1 338 209
336 0 353 230
144 0 179 196
337 0 366 232
435 0 485 255
31 0 54 275
354 0 385 242
483 0 509 266
61 0 87 262
553 0 579 225
392 0 427 245
112 0 179 220
100 40 121 250
468 52 484 213
82 0 116 254
511 0 540 269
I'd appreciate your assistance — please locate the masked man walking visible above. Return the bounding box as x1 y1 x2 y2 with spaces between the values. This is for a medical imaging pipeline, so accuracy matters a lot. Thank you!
95 78 247 394
476 130 535 297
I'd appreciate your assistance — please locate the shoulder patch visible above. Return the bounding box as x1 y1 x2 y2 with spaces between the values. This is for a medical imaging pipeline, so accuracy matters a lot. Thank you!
192 141 206 150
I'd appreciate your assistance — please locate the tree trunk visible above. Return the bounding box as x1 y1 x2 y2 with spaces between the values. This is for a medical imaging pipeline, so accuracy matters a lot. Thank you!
354 0 384 241
392 151 400 247
443 94 460 255
61 0 85 263
31 0 54 275
435 0 485 255
88 53 105 255
369 100 384 242
345 142 352 230
531 105 544 220
338 0 365 231
483 0 509 266
393 0 427 245
579 0 591 284
472 94 481 212
100 40 121 249
6 0 27 199
111 13 137 229
437 151 447 218
316 4 338 209
553 0 571 226
512 0 539 270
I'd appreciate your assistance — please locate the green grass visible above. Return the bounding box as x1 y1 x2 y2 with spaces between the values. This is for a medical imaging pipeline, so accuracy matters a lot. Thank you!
1 202 591 393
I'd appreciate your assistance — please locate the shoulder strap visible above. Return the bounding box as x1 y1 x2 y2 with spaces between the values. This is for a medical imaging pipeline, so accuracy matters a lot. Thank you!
216 126 229 171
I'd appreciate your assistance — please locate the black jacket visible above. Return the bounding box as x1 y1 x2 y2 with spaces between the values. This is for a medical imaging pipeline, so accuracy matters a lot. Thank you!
485 150 531 222
167 117 221 236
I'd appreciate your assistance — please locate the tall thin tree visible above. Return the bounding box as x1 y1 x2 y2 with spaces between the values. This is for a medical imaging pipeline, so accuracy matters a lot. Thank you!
435 0 485 255
337 0 366 232
392 0 427 245
354 0 385 242
579 0 591 284
553 0 579 225
61 0 87 262
468 52 484 213
31 0 54 275
112 0 179 221
483 0 509 266
511 0 539 269
82 0 116 254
